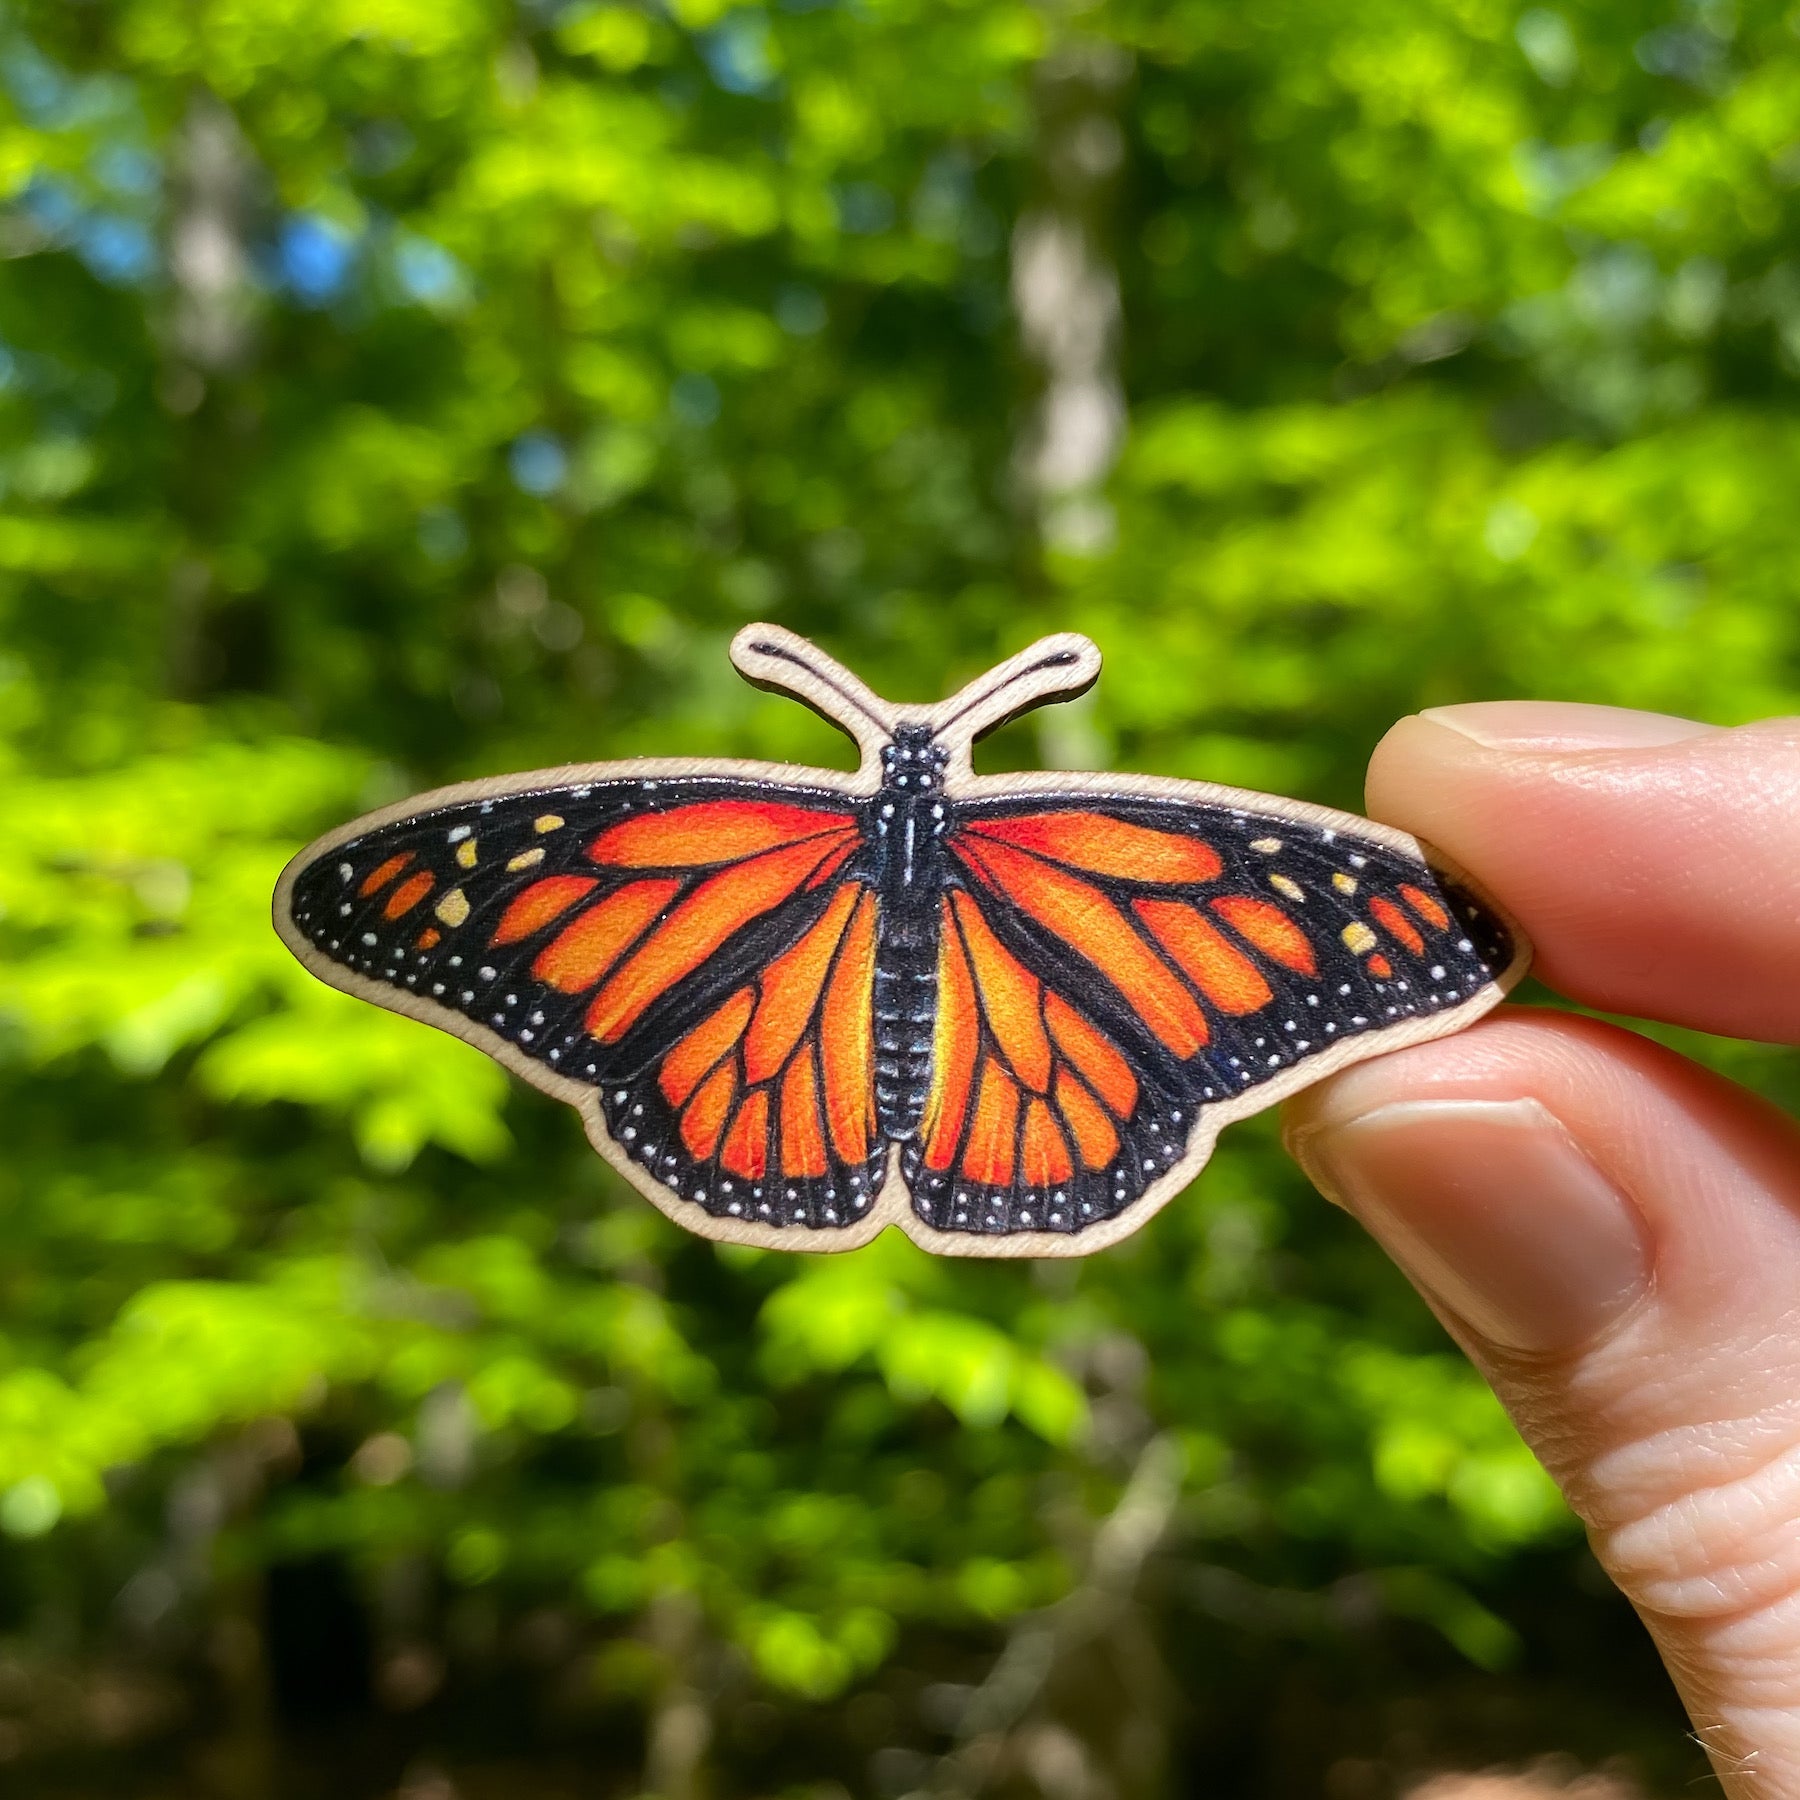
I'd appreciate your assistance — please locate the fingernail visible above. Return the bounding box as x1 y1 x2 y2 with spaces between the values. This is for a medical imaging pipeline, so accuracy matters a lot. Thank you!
1289 1099 1652 1355
1420 700 1713 752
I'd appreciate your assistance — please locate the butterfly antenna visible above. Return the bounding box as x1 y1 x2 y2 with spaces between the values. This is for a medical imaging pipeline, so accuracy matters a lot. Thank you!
930 634 1102 754
729 625 898 770
741 636 889 730
932 648 1086 735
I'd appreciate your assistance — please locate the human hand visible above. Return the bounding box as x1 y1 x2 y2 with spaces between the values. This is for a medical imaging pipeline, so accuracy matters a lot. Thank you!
1282 703 1800 1798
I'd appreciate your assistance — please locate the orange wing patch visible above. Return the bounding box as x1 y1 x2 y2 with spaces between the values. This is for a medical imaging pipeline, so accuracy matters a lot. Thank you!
1132 900 1272 1016
744 884 860 1085
961 1058 1020 1187
1210 896 1318 978
923 903 981 1172
359 852 414 898
382 869 435 920
587 837 852 1043
635 882 878 1195
1370 896 1426 956
491 875 598 946
1044 993 1137 1117
820 891 878 1164
1400 883 1452 931
590 800 854 868
1055 1070 1119 1172
535 879 678 994
948 889 1052 1092
680 1060 737 1161
779 1054 830 1178
965 812 1222 884
921 887 1145 1192
1020 1098 1075 1187
954 834 1208 1060
721 1090 770 1179
661 989 755 1108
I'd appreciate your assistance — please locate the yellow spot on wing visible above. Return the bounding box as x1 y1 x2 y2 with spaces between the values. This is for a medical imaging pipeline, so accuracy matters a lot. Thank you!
435 888 471 927
534 814 564 833
1269 873 1304 901
1250 837 1282 853
456 839 479 869
1342 922 1377 954
507 847 546 872
1333 872 1358 894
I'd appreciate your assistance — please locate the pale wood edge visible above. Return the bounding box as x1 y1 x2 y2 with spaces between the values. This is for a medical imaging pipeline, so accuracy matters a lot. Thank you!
273 711 1534 1261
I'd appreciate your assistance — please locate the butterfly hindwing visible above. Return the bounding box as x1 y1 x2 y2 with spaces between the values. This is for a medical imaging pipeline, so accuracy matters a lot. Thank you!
279 779 885 1231
899 885 1191 1236
615 876 888 1229
915 795 1519 1239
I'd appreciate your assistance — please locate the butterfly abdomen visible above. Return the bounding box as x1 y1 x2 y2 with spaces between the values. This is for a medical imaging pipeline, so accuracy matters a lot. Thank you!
869 740 951 1139
872 902 939 1138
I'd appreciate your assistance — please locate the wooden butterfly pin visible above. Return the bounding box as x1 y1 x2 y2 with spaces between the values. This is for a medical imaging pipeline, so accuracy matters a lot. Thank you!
274 627 1530 1257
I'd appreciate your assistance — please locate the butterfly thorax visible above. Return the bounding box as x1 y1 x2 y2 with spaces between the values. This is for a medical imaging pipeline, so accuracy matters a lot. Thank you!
867 725 950 1139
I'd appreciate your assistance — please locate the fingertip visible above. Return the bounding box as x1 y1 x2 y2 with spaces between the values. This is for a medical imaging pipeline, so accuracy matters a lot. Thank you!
1418 701 1715 753
1363 713 1493 844
1286 1007 1800 1317
1364 705 1713 832
1360 710 1800 1041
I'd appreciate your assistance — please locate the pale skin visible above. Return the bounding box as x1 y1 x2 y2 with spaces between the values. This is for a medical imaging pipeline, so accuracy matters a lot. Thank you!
1281 701 1800 1797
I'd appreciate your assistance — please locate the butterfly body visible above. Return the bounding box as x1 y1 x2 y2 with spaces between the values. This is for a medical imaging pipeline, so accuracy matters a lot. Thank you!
867 725 953 1139
275 628 1529 1258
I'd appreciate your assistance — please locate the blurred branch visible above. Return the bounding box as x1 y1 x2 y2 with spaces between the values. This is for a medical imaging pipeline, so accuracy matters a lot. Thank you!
1011 28 1131 556
168 91 253 378
912 1431 1185 1800
642 1592 712 1800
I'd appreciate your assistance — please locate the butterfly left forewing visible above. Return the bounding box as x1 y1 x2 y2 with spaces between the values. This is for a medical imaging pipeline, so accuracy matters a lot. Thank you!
908 789 1525 1250
277 775 889 1238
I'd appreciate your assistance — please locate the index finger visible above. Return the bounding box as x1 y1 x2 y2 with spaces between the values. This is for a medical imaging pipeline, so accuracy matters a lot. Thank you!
1367 704 1800 1044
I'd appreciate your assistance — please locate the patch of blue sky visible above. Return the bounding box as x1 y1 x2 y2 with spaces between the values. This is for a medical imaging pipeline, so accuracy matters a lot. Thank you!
277 214 357 306
393 234 470 309
1 38 71 123
79 216 156 285
18 175 155 285
20 174 81 239
2 41 133 130
699 14 778 95
510 431 569 496
92 143 160 198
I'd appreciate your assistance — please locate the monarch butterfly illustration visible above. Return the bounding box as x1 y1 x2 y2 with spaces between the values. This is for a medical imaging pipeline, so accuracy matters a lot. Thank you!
275 627 1528 1257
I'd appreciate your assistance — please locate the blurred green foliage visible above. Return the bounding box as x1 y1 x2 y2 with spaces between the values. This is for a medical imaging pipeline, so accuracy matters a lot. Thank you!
0 0 1792 1793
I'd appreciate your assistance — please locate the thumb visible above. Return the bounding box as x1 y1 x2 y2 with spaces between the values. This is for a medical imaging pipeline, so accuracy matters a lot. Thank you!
1285 1011 1800 1798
